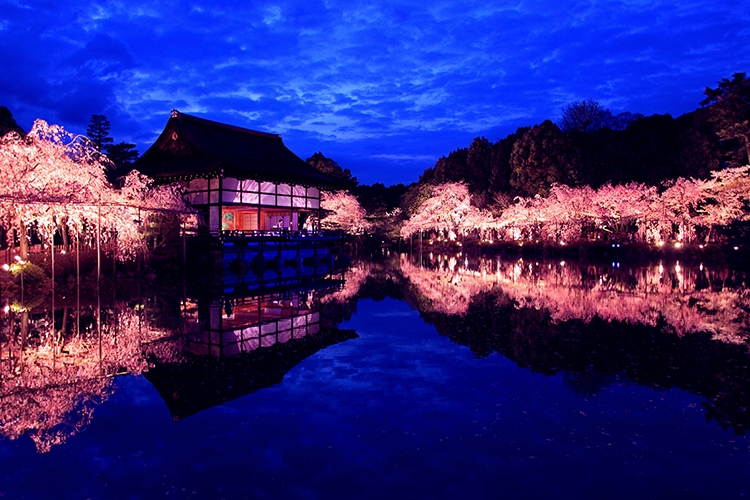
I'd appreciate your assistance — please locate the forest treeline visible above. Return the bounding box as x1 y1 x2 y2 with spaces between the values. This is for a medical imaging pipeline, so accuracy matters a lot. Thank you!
308 72 750 241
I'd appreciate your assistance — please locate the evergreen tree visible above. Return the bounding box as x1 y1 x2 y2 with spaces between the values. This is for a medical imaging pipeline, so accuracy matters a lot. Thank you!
107 141 139 165
509 120 582 197
306 151 357 184
86 114 114 152
701 72 750 166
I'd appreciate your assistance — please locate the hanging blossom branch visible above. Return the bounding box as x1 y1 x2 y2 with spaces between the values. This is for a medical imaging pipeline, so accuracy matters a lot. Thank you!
0 119 194 261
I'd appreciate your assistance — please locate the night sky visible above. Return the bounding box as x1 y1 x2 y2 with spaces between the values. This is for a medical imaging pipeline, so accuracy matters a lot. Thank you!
1 1 749 185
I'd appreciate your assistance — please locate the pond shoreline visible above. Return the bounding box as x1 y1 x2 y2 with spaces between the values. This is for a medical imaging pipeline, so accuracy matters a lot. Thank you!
390 238 749 267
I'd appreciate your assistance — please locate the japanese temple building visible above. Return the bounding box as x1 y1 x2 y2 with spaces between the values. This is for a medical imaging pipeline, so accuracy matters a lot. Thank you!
134 111 349 289
135 110 346 237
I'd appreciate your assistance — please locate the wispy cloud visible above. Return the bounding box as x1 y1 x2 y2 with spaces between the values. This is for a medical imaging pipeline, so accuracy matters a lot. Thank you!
0 0 748 184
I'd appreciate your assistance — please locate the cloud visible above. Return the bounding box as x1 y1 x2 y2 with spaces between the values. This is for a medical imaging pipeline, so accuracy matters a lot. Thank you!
371 154 437 162
0 0 748 184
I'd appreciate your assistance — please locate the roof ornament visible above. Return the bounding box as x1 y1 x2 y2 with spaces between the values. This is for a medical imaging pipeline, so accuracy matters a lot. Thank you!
171 109 180 118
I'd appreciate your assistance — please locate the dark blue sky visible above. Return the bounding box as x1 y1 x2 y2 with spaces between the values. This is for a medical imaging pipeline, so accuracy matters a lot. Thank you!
1 1 748 185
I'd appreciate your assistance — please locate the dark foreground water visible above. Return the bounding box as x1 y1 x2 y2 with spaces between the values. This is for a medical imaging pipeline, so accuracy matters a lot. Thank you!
2 254 750 499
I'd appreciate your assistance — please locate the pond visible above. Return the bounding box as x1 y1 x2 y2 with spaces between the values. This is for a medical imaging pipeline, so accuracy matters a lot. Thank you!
1 253 750 499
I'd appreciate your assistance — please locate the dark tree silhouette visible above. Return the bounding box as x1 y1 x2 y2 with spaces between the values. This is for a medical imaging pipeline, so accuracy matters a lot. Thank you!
559 99 614 134
701 72 750 166
107 141 139 165
85 114 114 152
510 120 582 197
0 106 24 137
306 152 357 184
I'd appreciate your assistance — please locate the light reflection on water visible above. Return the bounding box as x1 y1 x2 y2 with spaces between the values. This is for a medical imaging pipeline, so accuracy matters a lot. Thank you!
400 253 750 342
0 255 749 498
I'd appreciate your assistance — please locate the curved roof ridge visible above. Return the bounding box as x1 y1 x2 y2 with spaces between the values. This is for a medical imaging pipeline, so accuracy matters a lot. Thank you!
171 110 281 140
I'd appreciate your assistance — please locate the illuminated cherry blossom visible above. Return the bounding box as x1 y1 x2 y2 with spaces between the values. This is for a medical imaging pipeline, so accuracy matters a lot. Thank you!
319 191 372 234
0 119 193 261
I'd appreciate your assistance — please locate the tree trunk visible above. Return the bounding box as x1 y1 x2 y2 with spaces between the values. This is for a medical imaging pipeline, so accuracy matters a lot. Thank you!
16 214 28 260
59 217 70 253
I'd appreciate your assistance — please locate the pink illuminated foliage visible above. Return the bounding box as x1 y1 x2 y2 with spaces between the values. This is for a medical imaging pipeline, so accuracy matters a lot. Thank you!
0 119 192 261
0 307 183 453
400 182 493 240
400 167 750 245
319 191 372 234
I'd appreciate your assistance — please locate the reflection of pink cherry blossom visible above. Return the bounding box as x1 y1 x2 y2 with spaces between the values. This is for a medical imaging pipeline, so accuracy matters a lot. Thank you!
0 308 180 453
400 255 750 344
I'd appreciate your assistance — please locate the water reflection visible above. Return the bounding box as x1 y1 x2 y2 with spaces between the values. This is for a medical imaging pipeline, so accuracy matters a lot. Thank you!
0 301 176 452
3 253 750 454
0 273 354 452
145 286 358 421
400 253 750 343
395 253 750 433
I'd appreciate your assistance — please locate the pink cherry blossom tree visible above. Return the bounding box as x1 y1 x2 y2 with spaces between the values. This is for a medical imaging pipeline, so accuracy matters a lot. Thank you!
400 182 492 240
0 119 192 262
319 190 372 234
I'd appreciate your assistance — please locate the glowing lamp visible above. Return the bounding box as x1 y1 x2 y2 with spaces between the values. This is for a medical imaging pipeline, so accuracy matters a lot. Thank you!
2 264 8 271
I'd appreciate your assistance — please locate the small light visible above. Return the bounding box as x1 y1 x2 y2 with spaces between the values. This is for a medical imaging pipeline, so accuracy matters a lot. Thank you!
3 305 8 313
734 246 739 251
1 264 8 271
657 241 664 247
559 261 565 266
699 244 704 249
674 242 682 249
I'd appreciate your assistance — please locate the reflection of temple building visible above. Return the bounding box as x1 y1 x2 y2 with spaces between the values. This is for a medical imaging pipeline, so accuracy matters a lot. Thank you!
194 292 322 358
0 268 361 448
144 282 357 420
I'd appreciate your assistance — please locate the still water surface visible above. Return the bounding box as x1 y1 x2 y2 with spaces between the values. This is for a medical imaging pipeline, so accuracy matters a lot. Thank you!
1 254 750 499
